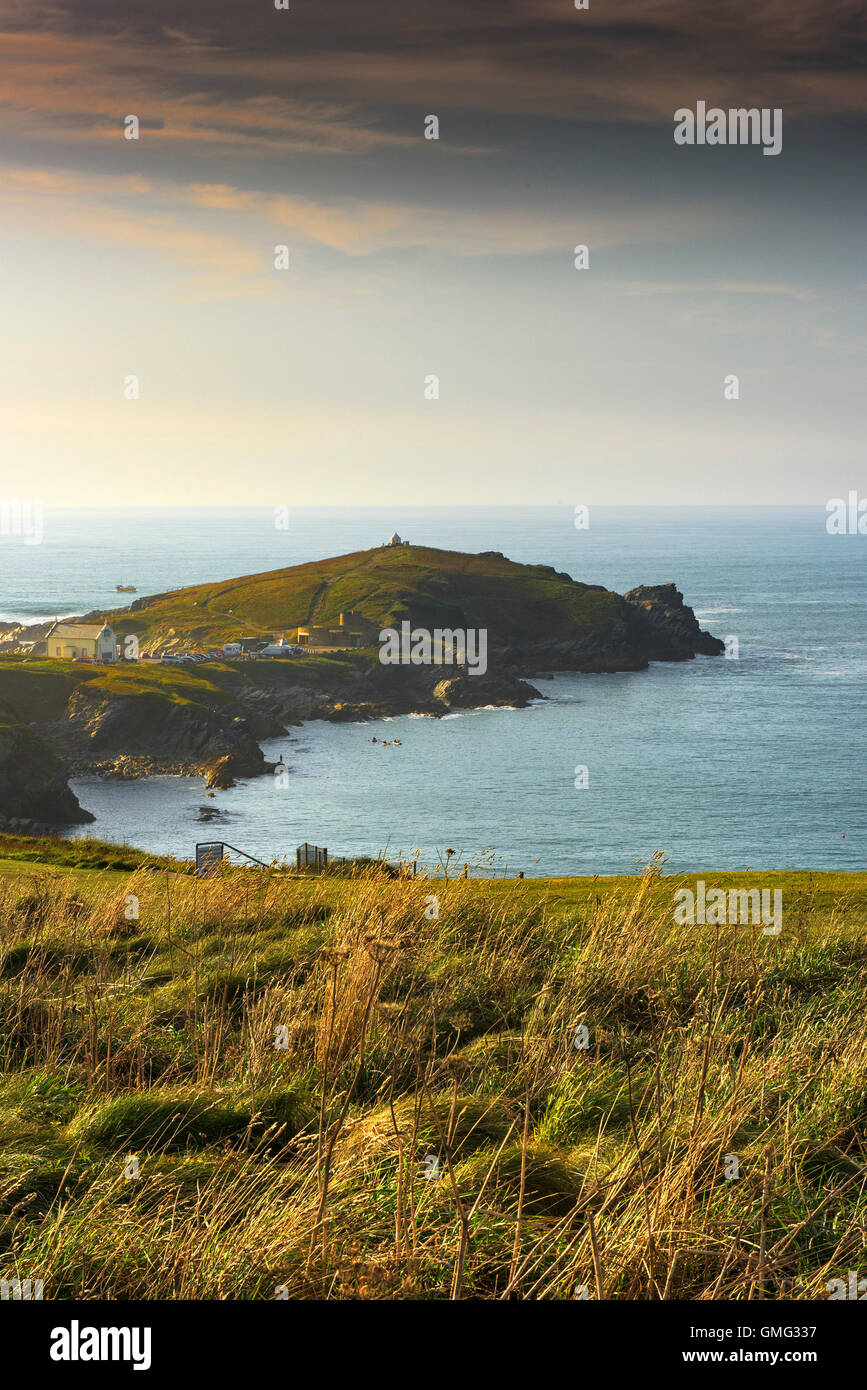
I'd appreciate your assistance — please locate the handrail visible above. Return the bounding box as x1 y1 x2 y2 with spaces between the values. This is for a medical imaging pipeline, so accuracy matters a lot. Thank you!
195 841 270 869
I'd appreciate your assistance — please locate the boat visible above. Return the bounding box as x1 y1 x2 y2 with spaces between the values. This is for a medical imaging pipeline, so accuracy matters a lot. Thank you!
116 584 137 593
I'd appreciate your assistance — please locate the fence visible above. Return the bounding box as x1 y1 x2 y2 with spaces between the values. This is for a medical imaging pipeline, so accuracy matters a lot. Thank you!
195 842 269 876
296 842 328 870
195 841 347 876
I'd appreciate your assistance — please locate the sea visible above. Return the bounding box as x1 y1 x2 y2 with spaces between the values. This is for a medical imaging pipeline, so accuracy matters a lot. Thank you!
0 506 863 876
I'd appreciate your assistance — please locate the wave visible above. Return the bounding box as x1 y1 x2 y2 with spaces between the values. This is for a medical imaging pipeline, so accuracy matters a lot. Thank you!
0 609 82 625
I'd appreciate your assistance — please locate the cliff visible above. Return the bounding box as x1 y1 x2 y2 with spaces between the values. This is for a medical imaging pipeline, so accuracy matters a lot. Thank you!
0 699 94 829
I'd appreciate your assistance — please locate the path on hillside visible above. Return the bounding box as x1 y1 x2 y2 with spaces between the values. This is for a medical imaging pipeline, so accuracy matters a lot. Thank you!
305 553 385 625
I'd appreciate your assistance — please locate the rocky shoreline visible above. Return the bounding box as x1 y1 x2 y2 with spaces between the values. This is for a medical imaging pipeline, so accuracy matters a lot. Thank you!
0 579 722 829
0 667 541 832
51 667 542 783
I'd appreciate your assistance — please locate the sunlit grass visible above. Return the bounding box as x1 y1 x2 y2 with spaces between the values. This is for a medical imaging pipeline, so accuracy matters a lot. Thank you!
0 852 864 1300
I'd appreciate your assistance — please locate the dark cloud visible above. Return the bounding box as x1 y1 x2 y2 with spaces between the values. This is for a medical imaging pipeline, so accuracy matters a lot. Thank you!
0 0 864 215
3 0 865 116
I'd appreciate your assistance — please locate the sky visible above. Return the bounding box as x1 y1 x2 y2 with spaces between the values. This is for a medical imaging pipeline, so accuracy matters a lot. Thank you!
0 0 865 506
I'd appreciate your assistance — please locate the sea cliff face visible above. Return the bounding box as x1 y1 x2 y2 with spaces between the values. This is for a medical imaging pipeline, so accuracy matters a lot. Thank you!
624 583 725 660
38 683 278 790
494 582 724 670
0 700 94 831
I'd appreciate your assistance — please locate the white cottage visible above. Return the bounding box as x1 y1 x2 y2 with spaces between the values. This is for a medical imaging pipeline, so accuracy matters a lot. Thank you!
45 621 117 662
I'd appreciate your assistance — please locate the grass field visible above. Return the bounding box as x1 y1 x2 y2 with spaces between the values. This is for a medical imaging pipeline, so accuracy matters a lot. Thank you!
1 840 865 1300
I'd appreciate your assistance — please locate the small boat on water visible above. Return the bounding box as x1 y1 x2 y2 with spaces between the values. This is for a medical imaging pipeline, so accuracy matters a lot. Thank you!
116 584 137 593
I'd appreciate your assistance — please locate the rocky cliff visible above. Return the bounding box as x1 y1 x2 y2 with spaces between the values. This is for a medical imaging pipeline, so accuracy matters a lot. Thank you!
624 583 724 659
495 582 723 670
44 683 278 787
0 700 94 830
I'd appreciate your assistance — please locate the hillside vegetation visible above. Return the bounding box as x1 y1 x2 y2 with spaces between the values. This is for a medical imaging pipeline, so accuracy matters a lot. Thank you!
0 844 864 1300
97 545 623 650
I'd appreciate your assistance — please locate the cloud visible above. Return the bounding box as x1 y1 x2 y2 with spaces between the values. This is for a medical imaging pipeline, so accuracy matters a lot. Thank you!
0 169 261 278
0 0 864 185
1 164 741 276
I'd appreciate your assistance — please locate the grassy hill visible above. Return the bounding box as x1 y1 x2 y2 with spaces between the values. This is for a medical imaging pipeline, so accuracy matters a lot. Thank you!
94 545 622 650
1 842 865 1300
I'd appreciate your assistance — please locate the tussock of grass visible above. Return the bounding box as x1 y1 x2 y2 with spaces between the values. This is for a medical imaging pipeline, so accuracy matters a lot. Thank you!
69 1086 313 1153
0 851 865 1299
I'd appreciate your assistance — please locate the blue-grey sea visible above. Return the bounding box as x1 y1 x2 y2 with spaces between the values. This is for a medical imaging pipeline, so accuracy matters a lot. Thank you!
0 506 863 875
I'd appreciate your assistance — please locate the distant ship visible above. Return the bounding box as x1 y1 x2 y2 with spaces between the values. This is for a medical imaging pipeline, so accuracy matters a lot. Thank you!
116 584 137 593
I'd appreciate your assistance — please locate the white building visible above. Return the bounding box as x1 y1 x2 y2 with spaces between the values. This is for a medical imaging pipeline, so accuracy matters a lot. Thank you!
45 621 117 662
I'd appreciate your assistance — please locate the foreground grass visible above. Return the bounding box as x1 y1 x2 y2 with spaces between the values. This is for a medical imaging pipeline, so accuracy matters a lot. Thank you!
0 852 865 1300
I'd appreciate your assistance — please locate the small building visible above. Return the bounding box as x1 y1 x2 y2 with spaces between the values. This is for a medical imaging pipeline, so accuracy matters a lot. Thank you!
261 638 298 658
384 532 408 547
295 610 377 650
222 636 270 658
45 621 116 662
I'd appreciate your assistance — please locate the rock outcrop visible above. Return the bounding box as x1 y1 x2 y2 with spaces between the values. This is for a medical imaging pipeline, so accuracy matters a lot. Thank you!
204 750 275 790
623 583 725 660
431 674 539 710
493 582 723 671
228 666 541 726
0 700 94 827
44 684 276 781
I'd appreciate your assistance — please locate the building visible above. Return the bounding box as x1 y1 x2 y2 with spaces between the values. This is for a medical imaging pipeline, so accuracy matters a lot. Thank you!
222 636 271 658
261 638 299 657
295 610 378 650
45 621 117 662
384 532 409 547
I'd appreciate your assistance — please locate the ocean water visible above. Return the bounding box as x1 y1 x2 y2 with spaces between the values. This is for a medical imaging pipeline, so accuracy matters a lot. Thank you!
1 506 864 875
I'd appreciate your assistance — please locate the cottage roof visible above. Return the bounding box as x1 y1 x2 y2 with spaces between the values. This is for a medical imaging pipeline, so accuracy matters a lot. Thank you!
47 622 114 640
